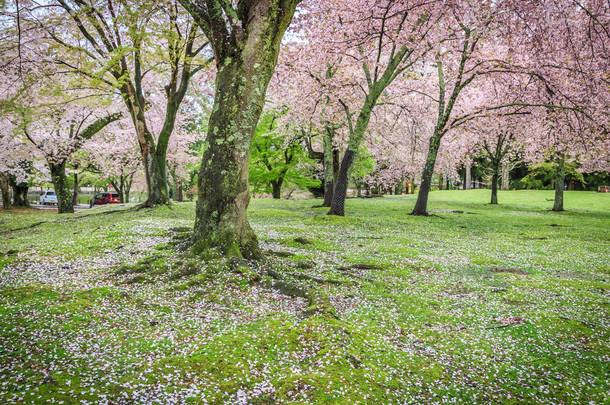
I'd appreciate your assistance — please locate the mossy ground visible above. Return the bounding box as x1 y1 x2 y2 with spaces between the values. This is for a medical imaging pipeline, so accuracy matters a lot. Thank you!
0 190 609 404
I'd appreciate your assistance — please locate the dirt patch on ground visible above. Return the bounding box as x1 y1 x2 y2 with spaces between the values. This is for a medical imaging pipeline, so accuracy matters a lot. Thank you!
490 267 529 275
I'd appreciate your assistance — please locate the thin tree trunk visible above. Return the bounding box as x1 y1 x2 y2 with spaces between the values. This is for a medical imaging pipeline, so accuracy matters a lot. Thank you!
327 150 356 216
465 164 472 190
156 104 181 202
412 133 441 216
137 122 168 207
170 167 179 201
119 178 125 203
177 179 183 202
0 172 11 210
121 89 169 208
72 167 79 206
112 179 125 203
328 100 377 216
490 172 499 204
11 186 22 206
552 157 565 212
271 180 283 199
353 177 362 197
501 161 510 190
333 149 340 184
49 161 74 214
125 178 132 203
438 174 444 190
322 131 334 207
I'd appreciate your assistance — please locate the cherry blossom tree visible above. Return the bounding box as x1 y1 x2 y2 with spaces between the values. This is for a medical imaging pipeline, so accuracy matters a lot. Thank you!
463 117 524 204
0 119 32 210
0 32 42 209
165 114 204 203
13 0 210 207
84 120 142 203
274 51 347 207
21 107 121 213
291 0 440 216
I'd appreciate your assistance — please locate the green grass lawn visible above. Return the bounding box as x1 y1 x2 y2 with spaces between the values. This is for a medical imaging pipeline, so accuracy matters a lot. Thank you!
0 190 608 404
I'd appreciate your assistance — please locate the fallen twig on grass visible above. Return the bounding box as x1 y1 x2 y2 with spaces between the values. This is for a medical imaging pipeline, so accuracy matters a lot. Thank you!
485 324 512 330
2 221 46 234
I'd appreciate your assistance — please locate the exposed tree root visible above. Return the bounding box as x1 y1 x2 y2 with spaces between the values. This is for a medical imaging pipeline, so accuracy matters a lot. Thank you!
285 270 348 286
3 221 46 234
262 267 338 319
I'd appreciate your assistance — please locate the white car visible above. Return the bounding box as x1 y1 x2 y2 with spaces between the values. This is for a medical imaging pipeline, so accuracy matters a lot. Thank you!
40 190 58 205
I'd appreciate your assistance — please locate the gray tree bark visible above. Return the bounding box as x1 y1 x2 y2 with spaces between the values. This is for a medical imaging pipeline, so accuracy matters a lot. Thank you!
464 164 471 190
0 172 11 210
501 161 510 190
322 132 335 207
49 161 74 214
552 157 565 212
182 0 299 259
412 132 441 216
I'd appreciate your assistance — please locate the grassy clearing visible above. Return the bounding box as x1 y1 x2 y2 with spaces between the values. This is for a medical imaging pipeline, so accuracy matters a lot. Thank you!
0 190 609 404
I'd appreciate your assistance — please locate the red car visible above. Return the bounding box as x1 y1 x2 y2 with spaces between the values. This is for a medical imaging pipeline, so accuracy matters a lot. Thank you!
90 192 120 207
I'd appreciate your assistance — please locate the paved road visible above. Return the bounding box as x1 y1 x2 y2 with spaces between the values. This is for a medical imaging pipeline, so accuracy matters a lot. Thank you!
0 202 92 210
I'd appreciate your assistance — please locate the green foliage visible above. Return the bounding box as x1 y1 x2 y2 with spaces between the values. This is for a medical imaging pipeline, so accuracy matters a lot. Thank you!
350 146 375 179
520 161 584 190
249 112 320 196
583 172 610 190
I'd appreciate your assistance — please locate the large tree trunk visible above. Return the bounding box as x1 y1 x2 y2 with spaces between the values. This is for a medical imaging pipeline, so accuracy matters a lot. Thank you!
501 161 510 190
49 161 74 214
412 133 441 216
322 134 334 207
0 172 11 210
464 164 472 190
187 0 297 259
552 157 565 212
192 59 264 259
11 184 29 207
